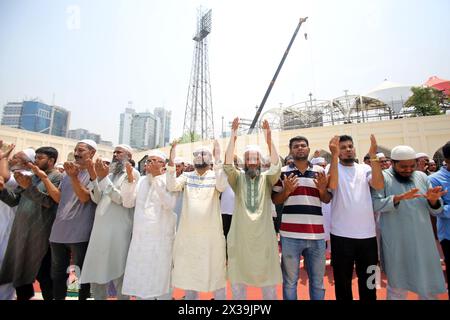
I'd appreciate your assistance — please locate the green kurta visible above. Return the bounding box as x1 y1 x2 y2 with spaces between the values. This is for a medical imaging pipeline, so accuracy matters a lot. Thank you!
224 162 282 287
371 168 446 296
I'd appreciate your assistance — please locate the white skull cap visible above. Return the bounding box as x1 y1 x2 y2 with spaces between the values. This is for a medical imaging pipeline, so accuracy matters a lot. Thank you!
244 145 262 154
148 150 167 161
22 148 36 162
415 152 429 159
391 146 416 161
78 139 97 150
193 146 211 155
115 144 133 153
174 157 185 164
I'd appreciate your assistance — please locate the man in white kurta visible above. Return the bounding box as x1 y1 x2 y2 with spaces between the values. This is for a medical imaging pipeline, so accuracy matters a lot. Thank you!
224 118 282 300
80 145 140 300
122 150 176 300
166 141 228 300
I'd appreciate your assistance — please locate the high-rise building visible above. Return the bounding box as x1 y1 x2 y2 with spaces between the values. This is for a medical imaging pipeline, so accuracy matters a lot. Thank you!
1 100 70 137
119 107 134 146
0 101 23 128
68 128 101 143
130 112 160 150
50 106 71 137
119 107 161 150
154 107 171 147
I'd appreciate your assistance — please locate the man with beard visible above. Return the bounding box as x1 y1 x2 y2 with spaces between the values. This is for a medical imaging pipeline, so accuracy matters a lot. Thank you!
121 150 176 300
0 146 61 300
223 118 281 300
327 134 384 300
272 136 338 300
167 140 228 300
429 141 450 298
80 144 140 299
371 145 447 299
49 140 97 300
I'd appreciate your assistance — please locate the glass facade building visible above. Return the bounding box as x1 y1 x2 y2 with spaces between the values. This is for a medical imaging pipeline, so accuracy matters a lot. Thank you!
1 100 70 137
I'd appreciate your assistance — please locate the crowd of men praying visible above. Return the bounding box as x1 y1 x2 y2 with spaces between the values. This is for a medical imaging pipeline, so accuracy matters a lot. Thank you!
0 118 449 300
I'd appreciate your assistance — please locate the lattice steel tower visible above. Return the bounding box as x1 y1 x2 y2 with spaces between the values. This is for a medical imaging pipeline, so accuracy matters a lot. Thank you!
183 8 214 141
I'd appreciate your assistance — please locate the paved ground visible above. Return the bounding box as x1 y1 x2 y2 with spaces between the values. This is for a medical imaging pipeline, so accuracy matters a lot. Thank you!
32 258 448 300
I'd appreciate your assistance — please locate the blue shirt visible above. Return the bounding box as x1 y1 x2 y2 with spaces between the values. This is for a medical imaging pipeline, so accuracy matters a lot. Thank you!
429 166 450 241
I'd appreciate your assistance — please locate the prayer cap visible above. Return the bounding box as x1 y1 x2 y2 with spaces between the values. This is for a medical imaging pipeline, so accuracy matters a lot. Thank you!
193 147 212 155
415 152 429 159
115 144 133 153
376 152 386 159
244 145 262 154
78 139 97 150
148 150 167 161
55 162 64 169
174 157 185 165
22 148 36 162
391 146 416 161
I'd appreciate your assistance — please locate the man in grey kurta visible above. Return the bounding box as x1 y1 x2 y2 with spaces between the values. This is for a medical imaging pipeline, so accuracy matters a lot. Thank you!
80 144 140 300
371 145 447 299
0 147 62 300
49 140 97 300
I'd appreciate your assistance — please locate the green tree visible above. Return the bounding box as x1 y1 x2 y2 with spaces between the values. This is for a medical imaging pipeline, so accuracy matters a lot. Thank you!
405 86 444 116
179 131 202 143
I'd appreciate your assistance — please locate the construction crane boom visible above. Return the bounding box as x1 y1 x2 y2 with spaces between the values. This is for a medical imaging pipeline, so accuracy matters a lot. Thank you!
248 17 308 134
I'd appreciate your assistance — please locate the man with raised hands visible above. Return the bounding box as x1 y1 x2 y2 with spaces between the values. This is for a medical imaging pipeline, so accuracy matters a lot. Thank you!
166 140 228 300
80 144 140 300
223 118 282 300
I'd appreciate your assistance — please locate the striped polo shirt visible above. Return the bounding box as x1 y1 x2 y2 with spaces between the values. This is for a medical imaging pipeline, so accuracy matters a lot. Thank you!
272 163 325 240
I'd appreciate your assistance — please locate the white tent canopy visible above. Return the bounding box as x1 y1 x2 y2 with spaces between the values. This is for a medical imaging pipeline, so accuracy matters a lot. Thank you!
363 80 413 113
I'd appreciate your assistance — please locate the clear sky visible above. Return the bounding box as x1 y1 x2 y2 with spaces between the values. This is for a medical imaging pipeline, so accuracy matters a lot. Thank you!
1 0 449 144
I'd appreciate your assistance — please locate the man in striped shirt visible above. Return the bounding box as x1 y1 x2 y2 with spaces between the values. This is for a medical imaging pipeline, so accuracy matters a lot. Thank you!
272 135 339 300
